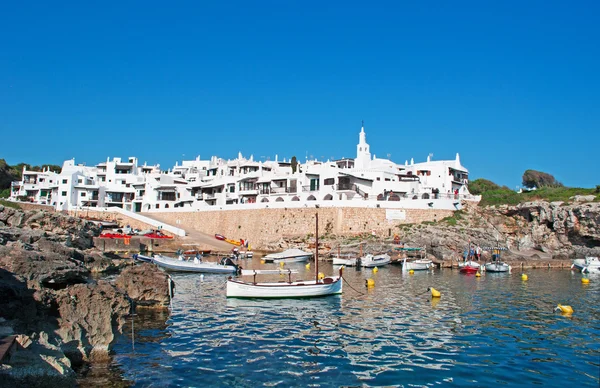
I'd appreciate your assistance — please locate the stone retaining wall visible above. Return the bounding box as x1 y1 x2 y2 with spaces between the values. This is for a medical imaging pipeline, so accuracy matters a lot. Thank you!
147 207 454 248
12 202 54 212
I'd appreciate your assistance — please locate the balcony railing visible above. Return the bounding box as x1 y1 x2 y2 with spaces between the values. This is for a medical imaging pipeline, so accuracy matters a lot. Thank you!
302 186 319 192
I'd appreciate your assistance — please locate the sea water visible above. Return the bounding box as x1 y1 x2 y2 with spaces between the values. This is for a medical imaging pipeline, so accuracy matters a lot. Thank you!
95 259 599 387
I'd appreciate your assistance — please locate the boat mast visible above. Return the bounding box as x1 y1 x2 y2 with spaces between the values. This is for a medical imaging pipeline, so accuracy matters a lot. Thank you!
315 212 319 283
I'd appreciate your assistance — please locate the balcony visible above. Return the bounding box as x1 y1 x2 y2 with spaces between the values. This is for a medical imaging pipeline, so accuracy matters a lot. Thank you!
336 183 355 191
238 189 258 195
302 186 319 192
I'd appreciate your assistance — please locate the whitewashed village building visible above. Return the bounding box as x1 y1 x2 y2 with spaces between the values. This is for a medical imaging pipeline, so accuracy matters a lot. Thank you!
10 126 478 212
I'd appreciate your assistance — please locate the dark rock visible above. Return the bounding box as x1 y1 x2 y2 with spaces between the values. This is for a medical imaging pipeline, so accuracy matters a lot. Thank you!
54 281 131 363
0 244 89 290
115 263 172 308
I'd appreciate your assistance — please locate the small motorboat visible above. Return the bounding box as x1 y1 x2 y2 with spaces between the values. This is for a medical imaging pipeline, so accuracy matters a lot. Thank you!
572 256 600 274
402 258 433 271
263 248 313 263
152 254 240 274
582 257 600 274
360 253 391 268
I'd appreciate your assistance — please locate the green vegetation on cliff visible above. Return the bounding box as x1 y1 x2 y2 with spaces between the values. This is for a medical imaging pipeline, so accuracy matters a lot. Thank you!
470 176 599 206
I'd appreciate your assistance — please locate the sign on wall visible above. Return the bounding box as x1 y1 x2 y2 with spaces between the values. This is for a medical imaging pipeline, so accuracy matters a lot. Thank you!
386 209 406 221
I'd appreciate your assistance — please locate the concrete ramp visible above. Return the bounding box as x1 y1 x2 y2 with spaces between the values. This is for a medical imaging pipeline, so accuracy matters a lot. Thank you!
143 212 234 251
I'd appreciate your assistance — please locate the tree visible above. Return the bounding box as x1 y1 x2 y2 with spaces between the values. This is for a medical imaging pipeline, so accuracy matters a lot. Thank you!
522 170 563 189
291 156 298 174
468 178 500 195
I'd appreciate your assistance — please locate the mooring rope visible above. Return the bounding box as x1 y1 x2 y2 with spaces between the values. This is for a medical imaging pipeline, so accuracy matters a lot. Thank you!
342 275 365 295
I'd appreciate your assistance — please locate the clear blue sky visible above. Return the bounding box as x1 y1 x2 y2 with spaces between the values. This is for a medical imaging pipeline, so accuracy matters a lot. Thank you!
1 1 598 189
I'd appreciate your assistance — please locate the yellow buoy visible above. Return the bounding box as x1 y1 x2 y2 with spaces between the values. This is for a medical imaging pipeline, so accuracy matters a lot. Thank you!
279 261 285 267
366 278 375 288
260 259 265 264
476 272 481 277
305 263 311 270
555 304 574 314
521 274 528 281
318 272 324 280
428 287 441 298
373 267 378 273
431 297 440 308
581 278 590 284
409 269 414 275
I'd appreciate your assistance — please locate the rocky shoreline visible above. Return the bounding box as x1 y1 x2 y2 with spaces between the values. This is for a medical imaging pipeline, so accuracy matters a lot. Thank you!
266 200 600 265
0 205 172 386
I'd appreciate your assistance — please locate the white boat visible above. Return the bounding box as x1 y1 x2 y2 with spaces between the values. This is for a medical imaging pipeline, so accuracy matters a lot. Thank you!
332 257 357 266
332 253 358 266
483 247 510 273
361 253 391 268
152 254 240 274
484 261 511 273
579 256 600 274
402 258 433 271
263 248 313 263
226 268 343 298
572 257 600 273
226 213 343 299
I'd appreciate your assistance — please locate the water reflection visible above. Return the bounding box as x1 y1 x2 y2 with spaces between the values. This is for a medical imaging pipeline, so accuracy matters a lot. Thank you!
107 264 599 387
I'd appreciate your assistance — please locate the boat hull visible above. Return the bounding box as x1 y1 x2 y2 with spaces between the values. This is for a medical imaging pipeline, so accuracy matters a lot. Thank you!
263 249 313 263
361 254 391 268
268 255 312 263
460 265 480 274
332 257 357 266
152 255 238 273
226 277 342 298
133 253 153 263
484 262 511 272
573 257 600 273
403 259 432 271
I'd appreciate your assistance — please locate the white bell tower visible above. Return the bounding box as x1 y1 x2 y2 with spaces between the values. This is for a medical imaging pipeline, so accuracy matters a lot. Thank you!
355 121 371 169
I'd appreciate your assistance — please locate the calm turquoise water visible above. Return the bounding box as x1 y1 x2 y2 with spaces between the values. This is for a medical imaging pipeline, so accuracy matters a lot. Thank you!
110 259 599 387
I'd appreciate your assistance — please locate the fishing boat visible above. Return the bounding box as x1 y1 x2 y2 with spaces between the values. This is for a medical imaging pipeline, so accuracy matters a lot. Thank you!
152 254 240 274
483 246 510 273
361 253 391 268
262 248 313 263
226 213 343 299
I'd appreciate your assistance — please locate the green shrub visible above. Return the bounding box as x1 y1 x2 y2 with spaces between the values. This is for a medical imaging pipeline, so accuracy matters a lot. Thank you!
0 199 21 209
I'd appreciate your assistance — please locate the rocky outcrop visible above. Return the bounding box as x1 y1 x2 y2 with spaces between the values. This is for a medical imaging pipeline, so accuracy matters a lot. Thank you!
382 201 600 263
0 206 172 385
54 282 131 364
115 263 173 308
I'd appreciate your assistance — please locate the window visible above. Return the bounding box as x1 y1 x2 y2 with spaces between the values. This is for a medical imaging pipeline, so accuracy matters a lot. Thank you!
61 191 67 196
78 179 82 184
62 179 68 184
81 192 86 197
324 178 334 185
